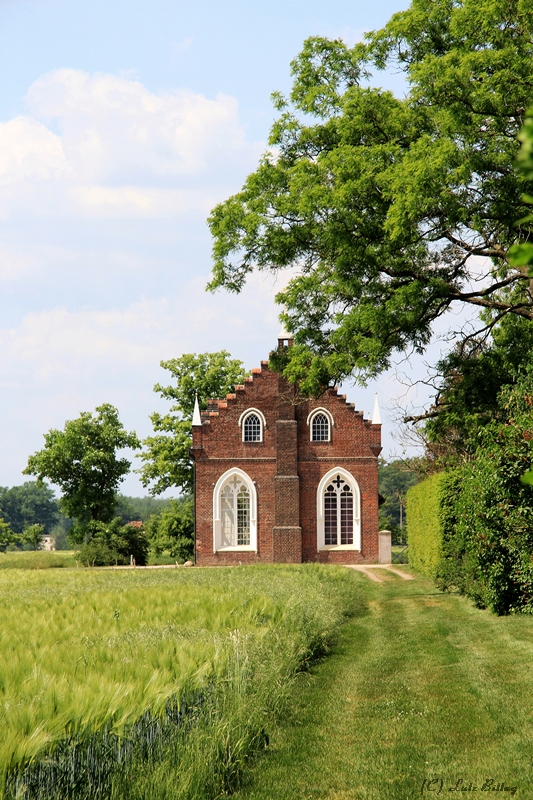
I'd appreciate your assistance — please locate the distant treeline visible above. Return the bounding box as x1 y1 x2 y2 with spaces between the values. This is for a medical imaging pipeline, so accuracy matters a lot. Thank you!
0 482 174 550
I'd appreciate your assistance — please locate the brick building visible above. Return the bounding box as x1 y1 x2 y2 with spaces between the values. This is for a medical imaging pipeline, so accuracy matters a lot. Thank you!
191 336 382 566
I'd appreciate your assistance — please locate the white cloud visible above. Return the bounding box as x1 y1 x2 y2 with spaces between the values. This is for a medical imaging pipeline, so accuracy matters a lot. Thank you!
0 270 282 386
0 243 40 280
0 69 262 219
0 270 285 491
0 116 67 183
171 37 194 58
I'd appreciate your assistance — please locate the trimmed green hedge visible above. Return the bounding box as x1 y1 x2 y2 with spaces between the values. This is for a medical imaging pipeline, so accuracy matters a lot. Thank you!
406 473 446 578
406 371 533 614
436 381 533 614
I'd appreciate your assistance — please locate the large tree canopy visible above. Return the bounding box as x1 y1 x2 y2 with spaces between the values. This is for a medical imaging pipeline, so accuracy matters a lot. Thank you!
208 0 533 395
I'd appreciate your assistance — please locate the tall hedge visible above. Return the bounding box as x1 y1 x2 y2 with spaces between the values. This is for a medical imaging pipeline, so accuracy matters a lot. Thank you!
406 473 446 578
435 369 533 614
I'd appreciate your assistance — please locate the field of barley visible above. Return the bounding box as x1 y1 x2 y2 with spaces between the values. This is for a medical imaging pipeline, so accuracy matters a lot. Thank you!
0 563 360 800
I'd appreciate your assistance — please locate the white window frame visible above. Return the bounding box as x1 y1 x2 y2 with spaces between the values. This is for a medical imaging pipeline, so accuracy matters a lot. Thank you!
307 408 334 442
213 468 258 552
316 467 361 551
238 408 266 443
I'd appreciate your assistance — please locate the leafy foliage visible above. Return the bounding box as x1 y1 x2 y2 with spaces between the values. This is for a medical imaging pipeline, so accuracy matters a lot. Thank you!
145 495 194 562
208 0 533 395
509 107 533 269
24 404 140 528
0 517 18 553
0 481 58 534
139 352 249 494
416 312 533 466
21 524 45 551
378 459 419 541
115 495 172 524
406 472 446 579
77 518 149 566
436 369 533 614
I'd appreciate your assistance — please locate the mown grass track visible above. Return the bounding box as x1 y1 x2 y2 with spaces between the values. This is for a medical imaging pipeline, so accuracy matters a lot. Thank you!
233 569 531 799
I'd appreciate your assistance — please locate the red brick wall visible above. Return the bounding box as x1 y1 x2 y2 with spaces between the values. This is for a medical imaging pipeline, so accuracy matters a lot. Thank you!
295 390 380 564
192 363 381 566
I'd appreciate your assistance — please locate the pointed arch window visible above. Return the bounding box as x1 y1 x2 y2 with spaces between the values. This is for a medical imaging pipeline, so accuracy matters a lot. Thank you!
213 469 257 551
324 479 354 545
312 413 329 441
317 468 360 551
307 408 333 442
243 414 261 442
238 408 266 443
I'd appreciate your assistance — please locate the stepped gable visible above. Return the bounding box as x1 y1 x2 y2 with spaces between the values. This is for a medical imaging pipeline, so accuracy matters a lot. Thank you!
195 360 278 461
200 361 270 423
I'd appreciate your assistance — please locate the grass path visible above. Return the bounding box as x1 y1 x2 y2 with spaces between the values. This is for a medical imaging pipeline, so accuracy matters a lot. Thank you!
233 569 532 799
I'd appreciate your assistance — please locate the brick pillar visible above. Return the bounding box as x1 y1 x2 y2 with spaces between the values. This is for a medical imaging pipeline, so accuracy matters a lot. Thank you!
272 376 302 562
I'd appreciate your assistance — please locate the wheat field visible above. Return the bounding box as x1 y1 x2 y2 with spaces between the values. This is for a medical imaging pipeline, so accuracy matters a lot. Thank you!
0 563 359 799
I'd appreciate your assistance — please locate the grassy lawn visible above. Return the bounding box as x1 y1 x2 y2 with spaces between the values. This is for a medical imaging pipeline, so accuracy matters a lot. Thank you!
233 568 530 799
0 550 78 568
391 544 408 564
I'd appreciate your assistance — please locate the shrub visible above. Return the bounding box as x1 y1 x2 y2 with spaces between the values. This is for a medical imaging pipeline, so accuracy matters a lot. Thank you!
77 518 149 566
406 473 446 578
145 497 194 562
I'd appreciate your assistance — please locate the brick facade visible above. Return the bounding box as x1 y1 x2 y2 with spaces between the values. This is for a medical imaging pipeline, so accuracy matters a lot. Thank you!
191 358 382 566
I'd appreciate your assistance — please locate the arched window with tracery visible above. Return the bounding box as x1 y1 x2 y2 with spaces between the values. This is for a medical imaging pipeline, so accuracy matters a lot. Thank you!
324 477 354 545
243 413 261 442
312 413 329 441
239 408 266 443
307 408 333 442
317 468 360 550
213 469 257 551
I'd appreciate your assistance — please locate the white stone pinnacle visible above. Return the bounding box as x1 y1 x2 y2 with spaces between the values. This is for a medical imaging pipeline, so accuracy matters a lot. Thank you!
192 393 202 426
372 393 381 425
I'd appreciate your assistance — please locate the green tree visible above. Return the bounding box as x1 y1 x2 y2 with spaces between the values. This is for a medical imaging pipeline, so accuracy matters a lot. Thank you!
411 103 533 466
0 481 58 534
378 459 419 541
208 0 533 397
145 496 194 562
21 523 45 551
77 518 149 567
24 404 140 541
115 494 172 524
0 517 18 552
408 312 533 467
509 107 533 269
50 523 72 551
139 352 249 494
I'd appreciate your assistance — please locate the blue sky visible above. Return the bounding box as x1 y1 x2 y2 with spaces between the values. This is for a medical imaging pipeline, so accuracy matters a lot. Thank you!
0 0 442 497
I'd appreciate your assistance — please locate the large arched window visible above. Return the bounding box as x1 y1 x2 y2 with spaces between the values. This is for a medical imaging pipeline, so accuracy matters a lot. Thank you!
307 408 333 442
317 468 360 550
213 469 257 551
238 408 266 443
